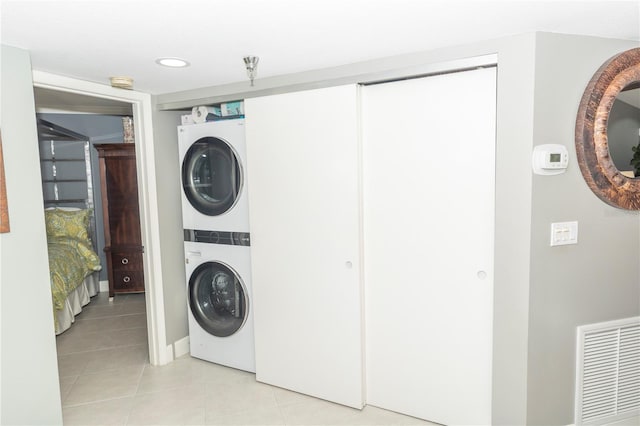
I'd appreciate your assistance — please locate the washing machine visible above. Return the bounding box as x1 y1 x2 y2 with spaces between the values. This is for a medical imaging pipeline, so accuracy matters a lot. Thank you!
178 120 249 232
184 232 254 372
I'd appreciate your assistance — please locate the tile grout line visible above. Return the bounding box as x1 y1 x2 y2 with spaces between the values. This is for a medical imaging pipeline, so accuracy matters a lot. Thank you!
123 360 148 425
59 374 80 407
74 312 147 321
56 294 147 425
57 341 149 357
62 394 135 409
58 325 147 338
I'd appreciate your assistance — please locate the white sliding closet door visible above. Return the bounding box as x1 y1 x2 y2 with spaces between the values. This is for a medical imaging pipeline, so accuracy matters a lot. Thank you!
362 67 496 425
245 85 364 409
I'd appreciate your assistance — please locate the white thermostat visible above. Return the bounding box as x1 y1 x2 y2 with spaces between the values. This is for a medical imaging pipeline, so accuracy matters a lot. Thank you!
532 144 569 175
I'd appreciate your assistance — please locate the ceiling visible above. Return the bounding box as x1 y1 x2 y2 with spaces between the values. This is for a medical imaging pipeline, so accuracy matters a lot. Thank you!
2 0 639 96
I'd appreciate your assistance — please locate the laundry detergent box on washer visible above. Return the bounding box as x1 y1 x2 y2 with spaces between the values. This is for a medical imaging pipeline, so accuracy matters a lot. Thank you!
220 101 244 116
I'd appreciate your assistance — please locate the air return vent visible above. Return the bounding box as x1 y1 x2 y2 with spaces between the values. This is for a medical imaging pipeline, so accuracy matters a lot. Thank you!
575 317 640 425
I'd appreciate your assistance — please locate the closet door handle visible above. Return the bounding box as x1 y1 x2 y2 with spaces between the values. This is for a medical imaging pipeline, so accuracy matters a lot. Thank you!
121 257 129 265
123 276 131 283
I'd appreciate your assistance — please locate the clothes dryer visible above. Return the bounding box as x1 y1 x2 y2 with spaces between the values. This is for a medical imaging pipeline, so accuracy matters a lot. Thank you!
184 233 254 372
178 120 249 232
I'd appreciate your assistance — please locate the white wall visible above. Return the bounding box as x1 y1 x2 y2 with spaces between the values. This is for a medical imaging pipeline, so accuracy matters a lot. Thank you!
0 45 63 425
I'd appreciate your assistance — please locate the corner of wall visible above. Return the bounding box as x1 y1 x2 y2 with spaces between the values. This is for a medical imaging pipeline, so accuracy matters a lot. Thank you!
173 336 190 359
149 108 189 346
0 44 64 426
490 32 537 426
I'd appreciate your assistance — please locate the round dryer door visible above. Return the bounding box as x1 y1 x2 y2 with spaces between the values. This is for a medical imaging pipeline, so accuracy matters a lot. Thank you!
188 261 249 337
182 137 242 216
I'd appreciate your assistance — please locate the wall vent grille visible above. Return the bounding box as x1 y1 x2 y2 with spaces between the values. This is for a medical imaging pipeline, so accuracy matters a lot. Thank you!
575 317 640 425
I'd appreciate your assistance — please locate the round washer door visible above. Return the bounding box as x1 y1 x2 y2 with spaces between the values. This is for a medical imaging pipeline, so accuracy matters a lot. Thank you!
188 261 248 337
182 137 242 216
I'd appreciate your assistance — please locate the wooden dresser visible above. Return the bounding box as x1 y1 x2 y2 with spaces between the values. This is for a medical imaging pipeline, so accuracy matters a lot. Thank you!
95 143 145 297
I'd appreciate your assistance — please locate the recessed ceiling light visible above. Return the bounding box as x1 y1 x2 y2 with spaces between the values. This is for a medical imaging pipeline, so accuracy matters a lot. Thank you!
155 57 190 68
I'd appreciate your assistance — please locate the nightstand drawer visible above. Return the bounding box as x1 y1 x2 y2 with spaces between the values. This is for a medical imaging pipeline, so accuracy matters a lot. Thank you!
112 270 144 292
111 252 142 271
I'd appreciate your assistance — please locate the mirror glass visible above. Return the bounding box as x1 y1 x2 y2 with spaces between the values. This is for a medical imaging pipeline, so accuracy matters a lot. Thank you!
608 85 640 178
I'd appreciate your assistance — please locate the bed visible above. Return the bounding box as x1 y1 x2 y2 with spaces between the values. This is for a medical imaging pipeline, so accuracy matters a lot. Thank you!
45 207 102 334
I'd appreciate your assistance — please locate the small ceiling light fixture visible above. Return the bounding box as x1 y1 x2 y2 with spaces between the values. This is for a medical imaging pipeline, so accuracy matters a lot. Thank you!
110 76 134 90
155 57 190 68
243 56 259 86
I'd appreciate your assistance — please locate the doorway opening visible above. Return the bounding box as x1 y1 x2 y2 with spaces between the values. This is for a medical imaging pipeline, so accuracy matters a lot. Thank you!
31 76 168 373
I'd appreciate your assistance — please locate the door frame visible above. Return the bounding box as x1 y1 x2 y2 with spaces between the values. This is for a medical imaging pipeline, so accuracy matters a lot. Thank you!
32 70 169 366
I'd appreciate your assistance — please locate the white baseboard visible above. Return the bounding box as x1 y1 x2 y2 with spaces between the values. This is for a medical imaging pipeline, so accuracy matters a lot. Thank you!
165 344 175 363
99 280 109 292
163 336 190 364
605 415 640 426
567 415 640 426
173 336 190 359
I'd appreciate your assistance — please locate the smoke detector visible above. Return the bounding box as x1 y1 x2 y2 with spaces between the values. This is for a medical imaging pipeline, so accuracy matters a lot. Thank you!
110 76 134 90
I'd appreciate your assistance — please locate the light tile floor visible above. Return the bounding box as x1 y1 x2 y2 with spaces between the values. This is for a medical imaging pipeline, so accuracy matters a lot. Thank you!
57 292 436 426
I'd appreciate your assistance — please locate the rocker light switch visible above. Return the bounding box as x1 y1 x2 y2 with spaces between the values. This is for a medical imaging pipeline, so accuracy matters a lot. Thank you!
550 221 578 246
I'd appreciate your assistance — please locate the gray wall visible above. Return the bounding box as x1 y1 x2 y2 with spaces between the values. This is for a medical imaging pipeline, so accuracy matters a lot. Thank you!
528 33 640 425
490 33 537 425
0 45 63 425
609 98 640 175
37 113 126 280
150 105 188 345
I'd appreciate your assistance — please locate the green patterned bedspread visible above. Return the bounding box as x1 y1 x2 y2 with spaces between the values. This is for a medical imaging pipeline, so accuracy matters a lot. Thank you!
48 237 102 311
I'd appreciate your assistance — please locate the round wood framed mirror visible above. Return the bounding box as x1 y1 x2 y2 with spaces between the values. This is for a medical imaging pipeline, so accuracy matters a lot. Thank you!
575 47 640 210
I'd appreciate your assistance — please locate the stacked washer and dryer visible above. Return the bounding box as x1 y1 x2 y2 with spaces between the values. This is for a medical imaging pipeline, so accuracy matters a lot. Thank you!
178 118 255 373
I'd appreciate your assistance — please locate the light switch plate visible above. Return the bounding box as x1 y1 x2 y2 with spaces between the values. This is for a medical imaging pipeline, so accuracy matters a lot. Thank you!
550 221 578 246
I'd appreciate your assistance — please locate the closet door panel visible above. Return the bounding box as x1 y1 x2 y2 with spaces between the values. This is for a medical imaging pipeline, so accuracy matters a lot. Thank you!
245 85 363 409
362 67 496 425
